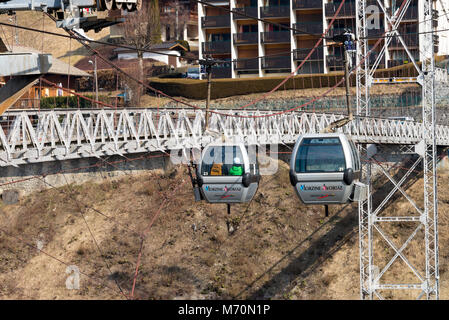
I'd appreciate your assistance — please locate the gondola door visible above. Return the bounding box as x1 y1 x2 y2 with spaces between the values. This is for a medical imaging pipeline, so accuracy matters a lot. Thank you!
290 134 356 205
197 143 258 203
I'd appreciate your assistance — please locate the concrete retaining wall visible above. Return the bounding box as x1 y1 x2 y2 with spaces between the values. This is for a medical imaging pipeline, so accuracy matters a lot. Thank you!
1 144 447 203
0 152 170 199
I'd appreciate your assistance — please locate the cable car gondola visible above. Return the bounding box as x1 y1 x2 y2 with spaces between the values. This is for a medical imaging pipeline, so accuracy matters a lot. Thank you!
289 133 366 205
189 142 260 204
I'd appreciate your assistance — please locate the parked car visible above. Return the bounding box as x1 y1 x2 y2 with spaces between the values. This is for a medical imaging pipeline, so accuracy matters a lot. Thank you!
185 67 205 79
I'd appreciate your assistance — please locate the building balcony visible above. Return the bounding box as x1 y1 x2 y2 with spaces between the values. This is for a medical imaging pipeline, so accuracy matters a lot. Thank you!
297 61 325 74
388 60 403 68
211 65 232 78
292 0 322 10
202 41 231 54
201 15 230 28
260 5 290 18
232 7 258 20
388 34 419 49
233 32 258 45
201 0 229 4
293 47 323 61
234 58 259 70
261 55 291 69
325 1 355 18
326 54 343 69
260 31 290 44
388 58 418 68
393 5 418 21
382 6 418 21
328 27 350 39
366 25 385 38
293 21 323 35
388 49 419 67
367 51 385 68
326 54 357 70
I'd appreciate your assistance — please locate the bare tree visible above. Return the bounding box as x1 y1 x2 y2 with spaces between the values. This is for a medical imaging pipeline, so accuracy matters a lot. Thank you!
122 0 161 106
160 0 191 41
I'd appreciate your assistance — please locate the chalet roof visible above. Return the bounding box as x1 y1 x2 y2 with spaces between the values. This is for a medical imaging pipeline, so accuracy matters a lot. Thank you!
148 42 188 51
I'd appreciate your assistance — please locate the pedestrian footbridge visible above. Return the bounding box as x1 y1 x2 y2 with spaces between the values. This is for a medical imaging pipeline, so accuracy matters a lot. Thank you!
1 108 448 167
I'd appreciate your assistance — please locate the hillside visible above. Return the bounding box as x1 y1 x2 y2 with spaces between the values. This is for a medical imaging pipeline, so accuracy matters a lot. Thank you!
141 83 420 112
0 158 448 300
0 11 110 65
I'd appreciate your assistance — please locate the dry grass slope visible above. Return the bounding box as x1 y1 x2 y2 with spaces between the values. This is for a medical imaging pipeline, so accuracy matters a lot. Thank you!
0 159 448 300
0 11 110 65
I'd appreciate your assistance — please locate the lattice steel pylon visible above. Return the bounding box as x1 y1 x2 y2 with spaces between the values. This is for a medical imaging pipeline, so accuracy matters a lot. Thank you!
421 0 439 300
356 0 439 299
355 0 373 300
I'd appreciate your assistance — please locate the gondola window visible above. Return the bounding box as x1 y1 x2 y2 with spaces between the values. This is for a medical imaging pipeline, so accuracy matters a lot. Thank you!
295 138 346 173
201 145 246 176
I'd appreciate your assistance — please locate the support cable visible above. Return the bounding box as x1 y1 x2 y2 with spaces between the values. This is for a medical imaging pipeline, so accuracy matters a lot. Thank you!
0 226 129 299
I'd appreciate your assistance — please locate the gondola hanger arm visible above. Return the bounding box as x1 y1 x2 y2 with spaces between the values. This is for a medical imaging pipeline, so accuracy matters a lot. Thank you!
321 115 354 133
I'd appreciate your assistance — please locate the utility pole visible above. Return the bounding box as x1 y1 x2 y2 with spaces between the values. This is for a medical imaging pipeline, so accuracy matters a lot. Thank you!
94 56 98 107
206 67 212 130
322 30 356 132
343 44 352 120
199 56 221 131
89 56 98 108
334 30 355 121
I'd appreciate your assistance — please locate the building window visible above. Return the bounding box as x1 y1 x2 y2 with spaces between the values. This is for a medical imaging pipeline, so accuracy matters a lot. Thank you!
166 25 171 41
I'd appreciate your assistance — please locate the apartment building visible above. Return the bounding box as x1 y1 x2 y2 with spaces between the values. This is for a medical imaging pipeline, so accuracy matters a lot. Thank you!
109 0 199 49
198 0 449 78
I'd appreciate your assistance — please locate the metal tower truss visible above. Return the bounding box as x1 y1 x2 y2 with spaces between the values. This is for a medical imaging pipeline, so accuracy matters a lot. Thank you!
420 0 439 300
370 0 421 81
355 0 372 299
356 0 439 299
355 0 370 117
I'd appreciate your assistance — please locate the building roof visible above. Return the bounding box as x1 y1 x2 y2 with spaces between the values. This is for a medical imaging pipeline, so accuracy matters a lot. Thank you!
5 45 90 77
148 41 188 51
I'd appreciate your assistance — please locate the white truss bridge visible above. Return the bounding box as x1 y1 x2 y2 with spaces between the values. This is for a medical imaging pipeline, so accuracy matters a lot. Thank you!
1 108 449 167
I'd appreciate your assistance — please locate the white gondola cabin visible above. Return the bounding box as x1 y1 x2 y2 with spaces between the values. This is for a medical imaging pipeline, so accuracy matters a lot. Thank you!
195 142 260 204
289 133 365 205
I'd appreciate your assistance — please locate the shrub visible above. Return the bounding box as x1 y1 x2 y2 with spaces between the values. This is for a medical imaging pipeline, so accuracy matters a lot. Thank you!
158 72 185 79
40 95 109 109
148 73 347 100
148 62 424 100
77 70 119 91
